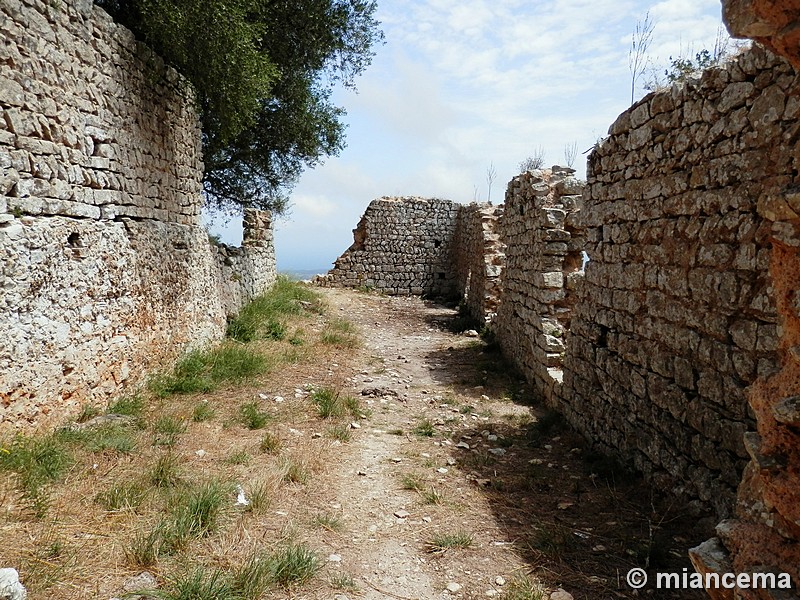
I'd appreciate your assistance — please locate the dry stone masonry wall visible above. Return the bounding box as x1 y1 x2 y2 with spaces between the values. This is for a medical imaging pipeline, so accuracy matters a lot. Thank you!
0 0 276 433
494 169 586 400
559 46 793 518
453 203 505 324
320 197 462 298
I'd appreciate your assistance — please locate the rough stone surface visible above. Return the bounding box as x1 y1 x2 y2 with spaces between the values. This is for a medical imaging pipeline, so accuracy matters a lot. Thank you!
557 45 794 519
0 569 26 600
494 168 585 401
453 203 505 323
319 197 461 297
319 197 504 319
723 0 800 70
0 0 276 432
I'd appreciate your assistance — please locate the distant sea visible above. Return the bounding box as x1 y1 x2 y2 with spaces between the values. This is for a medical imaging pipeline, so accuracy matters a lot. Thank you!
280 268 329 281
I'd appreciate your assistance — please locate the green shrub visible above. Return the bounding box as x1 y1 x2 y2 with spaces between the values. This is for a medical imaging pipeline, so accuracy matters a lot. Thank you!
239 402 271 430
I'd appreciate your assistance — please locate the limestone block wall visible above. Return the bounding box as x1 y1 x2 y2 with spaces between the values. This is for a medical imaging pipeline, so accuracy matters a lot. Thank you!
0 0 276 432
494 169 586 399
453 203 505 324
320 197 461 298
558 46 791 518
214 209 277 318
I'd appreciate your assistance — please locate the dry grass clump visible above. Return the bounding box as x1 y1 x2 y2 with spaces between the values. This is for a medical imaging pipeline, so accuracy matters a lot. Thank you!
0 281 361 598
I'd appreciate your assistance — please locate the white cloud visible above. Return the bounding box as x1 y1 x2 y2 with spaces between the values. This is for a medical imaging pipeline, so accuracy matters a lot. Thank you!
269 0 730 270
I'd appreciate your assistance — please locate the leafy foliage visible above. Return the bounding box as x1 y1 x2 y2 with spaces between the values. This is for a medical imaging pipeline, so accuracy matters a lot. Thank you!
95 0 384 213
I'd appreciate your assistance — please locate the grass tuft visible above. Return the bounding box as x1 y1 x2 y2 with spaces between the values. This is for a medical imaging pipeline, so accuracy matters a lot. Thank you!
153 416 187 447
266 543 321 587
95 482 147 511
0 433 72 515
328 424 351 442
311 387 362 419
504 574 548 600
192 401 216 423
239 401 271 430
421 487 445 505
400 472 425 492
312 512 342 532
427 530 473 552
413 418 435 437
320 318 359 348
149 344 268 398
330 573 358 592
108 394 145 417
149 452 183 488
258 432 282 454
231 552 272 599
158 567 236 600
279 456 309 484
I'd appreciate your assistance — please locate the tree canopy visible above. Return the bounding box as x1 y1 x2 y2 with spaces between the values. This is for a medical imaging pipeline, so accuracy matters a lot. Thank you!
95 0 384 214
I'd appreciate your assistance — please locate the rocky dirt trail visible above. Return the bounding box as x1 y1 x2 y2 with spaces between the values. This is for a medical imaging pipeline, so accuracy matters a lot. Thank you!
307 288 712 600
313 288 532 600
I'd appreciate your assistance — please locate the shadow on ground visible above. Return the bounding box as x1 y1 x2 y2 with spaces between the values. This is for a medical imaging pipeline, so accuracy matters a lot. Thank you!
423 313 715 600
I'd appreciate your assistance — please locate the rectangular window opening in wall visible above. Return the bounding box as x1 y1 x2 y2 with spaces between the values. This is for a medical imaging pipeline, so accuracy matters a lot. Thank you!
434 239 441 248
438 272 445 280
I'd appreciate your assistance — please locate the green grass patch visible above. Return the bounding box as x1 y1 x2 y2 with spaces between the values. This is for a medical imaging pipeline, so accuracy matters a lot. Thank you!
158 567 236 600
504 574 548 600
311 387 362 419
239 401 271 430
149 453 183 488
421 487 445 505
192 401 216 422
266 543 321 587
330 573 358 592
152 416 187 447
0 433 73 515
312 512 342 532
400 472 425 492
226 450 251 465
412 418 435 437
150 344 269 398
426 530 473 552
231 552 273 599
320 318 359 348
328 424 351 442
226 276 323 343
279 457 309 484
95 482 147 511
108 394 145 417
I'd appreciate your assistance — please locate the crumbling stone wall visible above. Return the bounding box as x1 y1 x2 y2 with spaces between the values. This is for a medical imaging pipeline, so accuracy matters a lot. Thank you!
687 2 800 593
453 203 505 324
320 197 461 298
494 169 586 400
0 0 276 432
558 45 791 519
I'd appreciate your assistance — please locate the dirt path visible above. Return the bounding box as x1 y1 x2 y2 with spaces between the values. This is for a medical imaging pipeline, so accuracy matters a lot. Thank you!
302 288 712 600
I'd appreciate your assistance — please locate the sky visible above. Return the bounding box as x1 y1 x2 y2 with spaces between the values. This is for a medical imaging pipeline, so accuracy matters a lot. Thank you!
205 0 733 273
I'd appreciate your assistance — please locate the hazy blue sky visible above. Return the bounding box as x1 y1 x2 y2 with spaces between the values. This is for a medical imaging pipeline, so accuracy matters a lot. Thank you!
206 0 733 273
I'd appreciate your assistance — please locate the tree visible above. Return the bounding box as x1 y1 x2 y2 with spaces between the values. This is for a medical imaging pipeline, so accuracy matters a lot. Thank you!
486 162 496 204
563 141 578 169
95 0 384 214
629 11 654 104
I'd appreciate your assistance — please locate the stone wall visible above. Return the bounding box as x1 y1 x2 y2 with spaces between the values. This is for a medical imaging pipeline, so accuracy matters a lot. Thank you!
494 168 586 400
453 203 505 324
320 197 462 298
558 45 790 519
0 0 276 432
688 2 800 594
